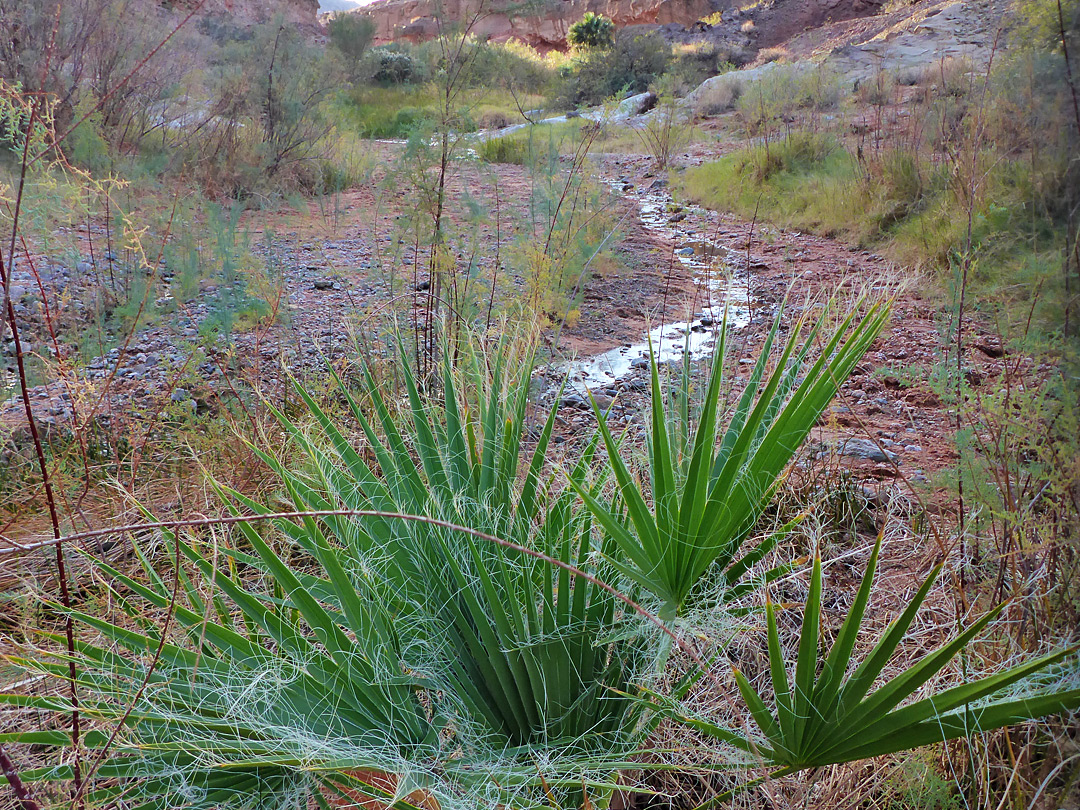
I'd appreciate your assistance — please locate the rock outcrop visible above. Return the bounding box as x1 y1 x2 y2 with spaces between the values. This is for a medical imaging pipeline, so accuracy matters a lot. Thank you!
167 0 321 29
360 0 724 49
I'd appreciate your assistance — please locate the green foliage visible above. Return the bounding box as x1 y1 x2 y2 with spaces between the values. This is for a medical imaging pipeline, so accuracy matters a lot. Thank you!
568 12 615 50
461 38 563 96
163 203 272 340
65 94 111 172
0 341 650 808
185 18 337 196
327 11 376 81
734 63 841 134
344 86 435 138
636 76 691 169
887 753 963 810
664 42 740 94
557 30 671 108
506 124 614 324
365 46 429 85
1011 0 1079 54
1 322 1077 807
670 543 1078 774
0 79 54 161
576 300 890 618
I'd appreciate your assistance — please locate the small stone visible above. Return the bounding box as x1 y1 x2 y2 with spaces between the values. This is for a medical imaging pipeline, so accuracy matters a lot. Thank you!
559 392 588 409
312 279 334 291
592 393 615 411
837 438 897 463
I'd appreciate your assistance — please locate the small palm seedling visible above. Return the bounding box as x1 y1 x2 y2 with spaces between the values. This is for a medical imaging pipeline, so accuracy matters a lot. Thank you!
576 300 890 618
647 539 1078 803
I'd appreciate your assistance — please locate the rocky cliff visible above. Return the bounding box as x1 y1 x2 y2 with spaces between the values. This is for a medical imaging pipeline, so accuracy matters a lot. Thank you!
168 0 321 28
360 0 723 49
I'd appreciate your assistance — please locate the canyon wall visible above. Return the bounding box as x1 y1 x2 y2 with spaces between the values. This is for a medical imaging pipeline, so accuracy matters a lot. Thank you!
359 0 724 49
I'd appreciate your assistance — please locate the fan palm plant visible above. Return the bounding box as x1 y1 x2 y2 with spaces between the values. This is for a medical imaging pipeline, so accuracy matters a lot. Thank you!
647 539 1078 806
575 300 890 618
0 341 649 808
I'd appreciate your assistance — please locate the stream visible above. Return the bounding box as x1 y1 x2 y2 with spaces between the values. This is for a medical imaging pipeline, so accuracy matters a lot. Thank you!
553 177 756 393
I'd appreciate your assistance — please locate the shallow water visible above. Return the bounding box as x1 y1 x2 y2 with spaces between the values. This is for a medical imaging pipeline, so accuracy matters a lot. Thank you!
556 181 755 392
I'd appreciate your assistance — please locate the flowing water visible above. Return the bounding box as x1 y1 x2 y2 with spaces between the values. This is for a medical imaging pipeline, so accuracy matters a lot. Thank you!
555 179 756 392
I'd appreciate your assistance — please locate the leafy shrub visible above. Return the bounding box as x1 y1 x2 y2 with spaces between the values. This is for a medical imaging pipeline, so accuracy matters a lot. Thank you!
326 11 376 81
464 38 563 95
664 42 737 94
65 94 111 172
366 46 428 85
4 320 1077 809
344 85 436 138
556 29 671 107
568 11 615 50
735 63 841 133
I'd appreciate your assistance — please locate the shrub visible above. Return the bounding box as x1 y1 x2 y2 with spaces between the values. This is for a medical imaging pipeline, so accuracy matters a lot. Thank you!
65 94 111 172
855 70 896 106
758 45 789 63
692 73 744 115
365 47 428 85
556 29 671 107
568 11 615 50
476 109 513 129
464 38 562 95
735 63 841 133
326 11 376 81
5 320 1077 809
664 42 736 94
636 76 690 168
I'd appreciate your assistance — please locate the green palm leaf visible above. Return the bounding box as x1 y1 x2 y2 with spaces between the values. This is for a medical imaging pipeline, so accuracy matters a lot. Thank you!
725 538 1079 770
576 298 891 617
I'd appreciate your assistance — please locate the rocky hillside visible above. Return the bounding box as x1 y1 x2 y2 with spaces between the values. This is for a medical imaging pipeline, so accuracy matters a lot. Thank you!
353 0 926 50
360 0 723 49
167 0 321 28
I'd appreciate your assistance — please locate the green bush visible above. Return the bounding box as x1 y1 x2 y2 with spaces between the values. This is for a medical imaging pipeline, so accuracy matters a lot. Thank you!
365 46 429 85
65 95 111 172
326 11 376 82
4 322 1077 809
343 86 435 138
664 42 739 94
556 29 671 107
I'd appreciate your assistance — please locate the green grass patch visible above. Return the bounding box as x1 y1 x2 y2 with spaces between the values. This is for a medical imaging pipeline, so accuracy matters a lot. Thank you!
340 85 438 139
477 134 530 164
678 131 1072 333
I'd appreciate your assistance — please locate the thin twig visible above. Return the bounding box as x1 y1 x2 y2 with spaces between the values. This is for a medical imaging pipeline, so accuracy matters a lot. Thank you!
0 745 41 810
